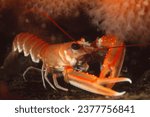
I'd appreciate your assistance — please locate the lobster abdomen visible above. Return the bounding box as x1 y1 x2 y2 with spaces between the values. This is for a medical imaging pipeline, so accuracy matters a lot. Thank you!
13 33 49 63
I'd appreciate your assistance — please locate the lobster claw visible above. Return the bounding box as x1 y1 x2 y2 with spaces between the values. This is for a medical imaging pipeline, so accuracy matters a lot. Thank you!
64 67 132 97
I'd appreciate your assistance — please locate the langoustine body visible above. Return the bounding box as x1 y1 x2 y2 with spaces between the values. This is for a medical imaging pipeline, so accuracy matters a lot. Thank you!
12 32 131 96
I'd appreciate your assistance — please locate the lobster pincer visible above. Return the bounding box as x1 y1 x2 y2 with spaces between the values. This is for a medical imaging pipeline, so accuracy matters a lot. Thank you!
63 67 131 96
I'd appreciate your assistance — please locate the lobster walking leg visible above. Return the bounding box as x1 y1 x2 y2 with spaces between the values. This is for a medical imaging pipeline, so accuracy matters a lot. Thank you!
52 73 68 91
43 66 56 90
23 66 41 80
41 64 46 88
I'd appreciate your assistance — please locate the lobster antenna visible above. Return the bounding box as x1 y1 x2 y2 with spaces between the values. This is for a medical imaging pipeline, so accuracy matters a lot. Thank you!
23 9 150 48
95 43 150 52
24 9 75 41
109 43 150 49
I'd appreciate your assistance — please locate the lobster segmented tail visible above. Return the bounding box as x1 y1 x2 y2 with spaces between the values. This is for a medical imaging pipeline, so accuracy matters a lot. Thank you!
13 33 49 63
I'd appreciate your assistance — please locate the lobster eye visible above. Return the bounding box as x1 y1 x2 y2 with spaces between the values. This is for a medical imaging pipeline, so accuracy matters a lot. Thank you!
71 43 81 50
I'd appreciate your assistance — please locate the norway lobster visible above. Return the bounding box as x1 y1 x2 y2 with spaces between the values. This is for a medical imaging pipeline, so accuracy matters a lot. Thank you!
12 32 131 97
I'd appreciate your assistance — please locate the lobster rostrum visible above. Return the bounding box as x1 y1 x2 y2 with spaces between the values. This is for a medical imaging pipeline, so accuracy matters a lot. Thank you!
12 32 131 97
